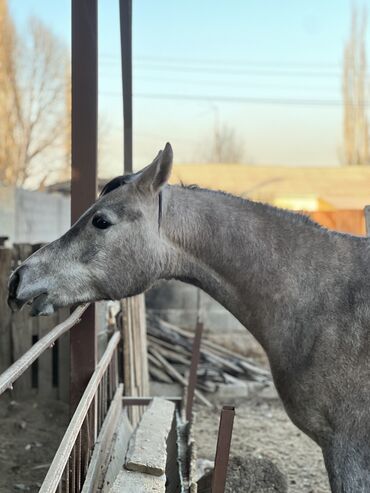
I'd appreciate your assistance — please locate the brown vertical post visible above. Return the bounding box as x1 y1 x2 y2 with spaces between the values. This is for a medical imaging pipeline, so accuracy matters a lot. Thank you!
186 289 203 420
119 0 133 173
186 320 204 421
70 0 98 411
212 406 235 493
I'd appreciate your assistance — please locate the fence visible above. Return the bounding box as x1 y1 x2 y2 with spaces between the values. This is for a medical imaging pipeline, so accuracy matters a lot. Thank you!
0 240 151 492
40 332 120 493
0 242 116 401
0 302 121 493
0 244 73 400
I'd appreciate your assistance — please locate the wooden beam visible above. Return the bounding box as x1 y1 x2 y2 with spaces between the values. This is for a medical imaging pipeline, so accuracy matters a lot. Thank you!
0 248 12 374
81 384 124 493
0 305 89 396
70 0 98 411
148 346 213 408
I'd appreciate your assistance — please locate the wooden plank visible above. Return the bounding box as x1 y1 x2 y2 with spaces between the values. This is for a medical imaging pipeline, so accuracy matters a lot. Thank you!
0 248 13 374
81 384 123 493
132 297 142 422
148 335 191 357
149 342 190 365
40 332 120 493
148 347 213 409
122 397 182 406
155 316 267 369
58 308 71 402
139 295 149 396
149 365 174 384
38 312 59 399
102 409 133 492
11 313 33 396
0 305 89 396
11 244 33 397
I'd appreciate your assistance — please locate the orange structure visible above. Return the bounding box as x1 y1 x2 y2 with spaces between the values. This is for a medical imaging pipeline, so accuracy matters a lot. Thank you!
306 210 366 236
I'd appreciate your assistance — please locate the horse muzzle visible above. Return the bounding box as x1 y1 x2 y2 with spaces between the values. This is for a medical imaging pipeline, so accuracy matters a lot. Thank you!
8 265 52 316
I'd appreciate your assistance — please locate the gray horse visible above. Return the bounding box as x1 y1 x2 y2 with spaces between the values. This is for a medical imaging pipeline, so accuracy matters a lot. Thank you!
7 143 370 492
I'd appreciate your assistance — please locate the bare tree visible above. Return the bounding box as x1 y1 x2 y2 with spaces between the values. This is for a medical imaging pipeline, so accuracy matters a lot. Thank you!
205 122 245 163
342 5 369 165
0 0 69 187
0 0 19 184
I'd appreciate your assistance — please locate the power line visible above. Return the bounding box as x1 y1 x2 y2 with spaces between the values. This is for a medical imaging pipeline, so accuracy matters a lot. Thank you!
99 90 369 107
98 72 341 92
100 53 344 69
99 62 367 79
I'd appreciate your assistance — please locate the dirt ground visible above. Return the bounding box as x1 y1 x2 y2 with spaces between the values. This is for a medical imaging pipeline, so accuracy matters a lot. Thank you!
194 384 330 493
0 384 331 492
0 396 68 492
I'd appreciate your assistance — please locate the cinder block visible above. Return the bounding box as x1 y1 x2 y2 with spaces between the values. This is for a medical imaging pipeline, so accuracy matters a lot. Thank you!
125 397 175 476
110 469 165 493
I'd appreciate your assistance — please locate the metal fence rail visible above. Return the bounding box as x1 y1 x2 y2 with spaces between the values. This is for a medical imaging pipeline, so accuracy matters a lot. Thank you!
40 331 120 493
0 304 89 396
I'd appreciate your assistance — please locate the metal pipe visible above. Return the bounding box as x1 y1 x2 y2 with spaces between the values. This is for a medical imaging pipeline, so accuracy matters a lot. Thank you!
212 406 235 493
186 321 204 421
119 0 133 173
70 0 98 412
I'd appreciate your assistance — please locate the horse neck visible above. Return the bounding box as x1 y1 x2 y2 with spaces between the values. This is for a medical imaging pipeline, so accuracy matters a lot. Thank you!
161 185 335 347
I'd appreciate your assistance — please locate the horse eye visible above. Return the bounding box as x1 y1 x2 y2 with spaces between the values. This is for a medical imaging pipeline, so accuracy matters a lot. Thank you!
92 215 112 230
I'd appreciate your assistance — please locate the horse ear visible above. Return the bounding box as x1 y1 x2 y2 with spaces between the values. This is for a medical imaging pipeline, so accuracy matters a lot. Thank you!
135 143 173 194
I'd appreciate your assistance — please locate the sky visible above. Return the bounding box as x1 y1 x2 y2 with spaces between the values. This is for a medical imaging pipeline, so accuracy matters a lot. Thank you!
9 0 370 176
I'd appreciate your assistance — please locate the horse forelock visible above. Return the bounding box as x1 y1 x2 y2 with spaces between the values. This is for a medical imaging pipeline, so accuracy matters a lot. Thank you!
100 174 134 197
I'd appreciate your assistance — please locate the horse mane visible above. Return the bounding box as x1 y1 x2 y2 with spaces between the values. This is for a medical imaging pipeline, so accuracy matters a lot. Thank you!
100 174 134 197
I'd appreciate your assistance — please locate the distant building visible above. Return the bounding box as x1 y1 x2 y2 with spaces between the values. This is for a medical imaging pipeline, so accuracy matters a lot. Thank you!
0 185 69 244
272 195 334 211
2 163 369 243
45 164 370 211
168 164 370 211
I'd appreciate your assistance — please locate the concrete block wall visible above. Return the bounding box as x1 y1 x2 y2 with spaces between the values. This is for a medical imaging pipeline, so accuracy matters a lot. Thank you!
146 280 266 362
146 280 245 334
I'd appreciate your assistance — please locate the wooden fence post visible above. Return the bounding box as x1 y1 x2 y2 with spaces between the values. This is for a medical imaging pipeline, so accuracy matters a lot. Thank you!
0 248 12 374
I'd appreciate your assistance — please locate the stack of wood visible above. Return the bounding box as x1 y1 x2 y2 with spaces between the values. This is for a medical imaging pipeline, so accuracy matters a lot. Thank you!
146 315 271 402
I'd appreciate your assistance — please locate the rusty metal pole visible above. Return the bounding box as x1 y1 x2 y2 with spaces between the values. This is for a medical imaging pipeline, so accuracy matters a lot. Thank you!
186 320 204 421
186 289 203 420
212 406 235 493
119 0 133 173
70 0 98 411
